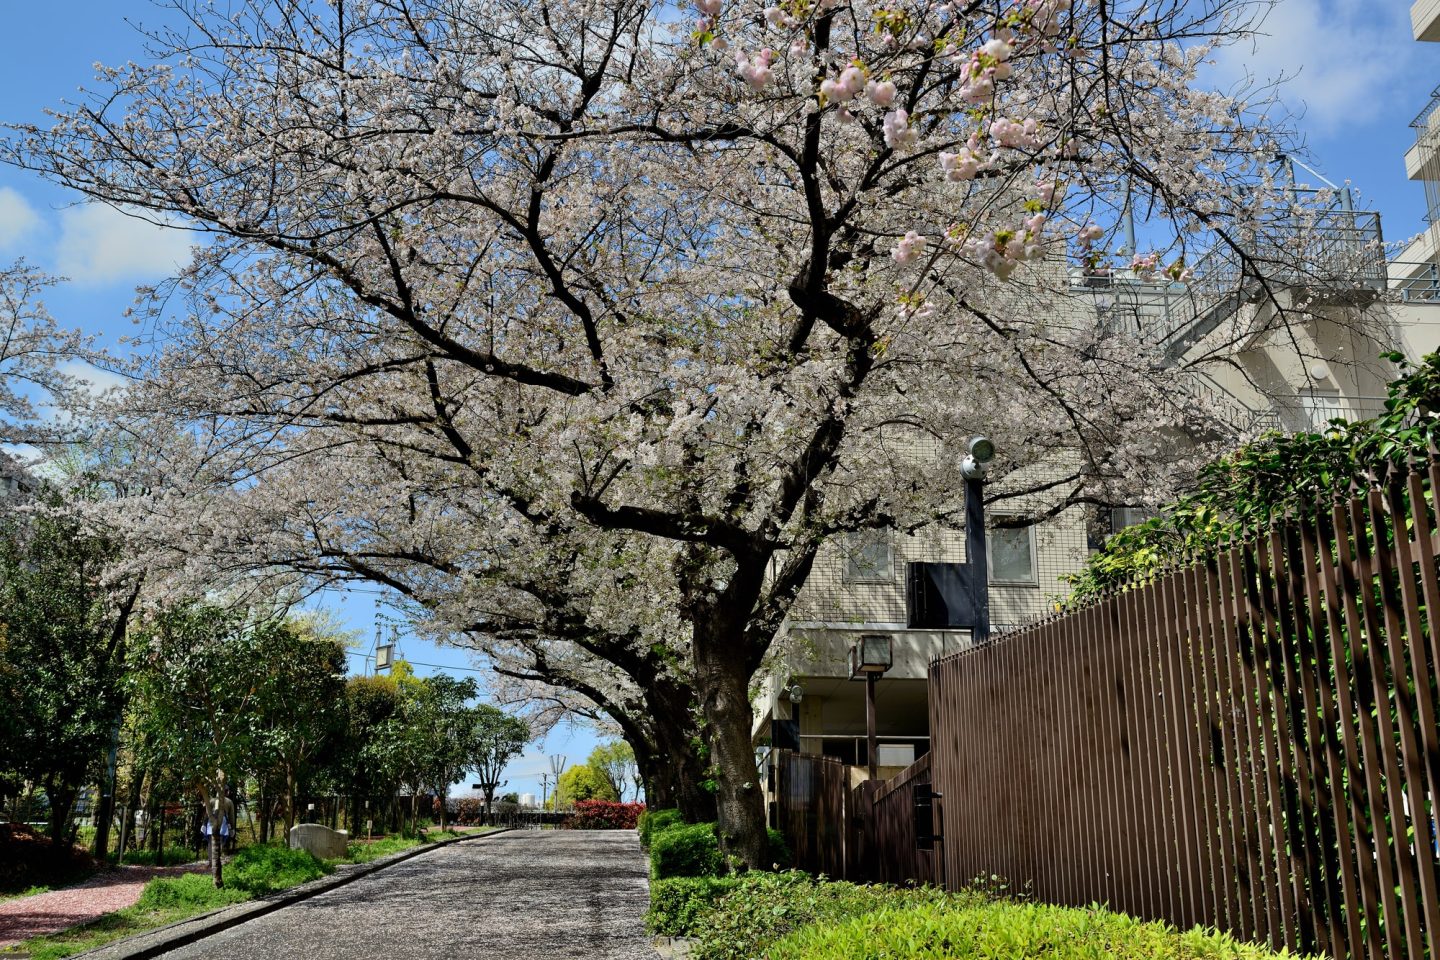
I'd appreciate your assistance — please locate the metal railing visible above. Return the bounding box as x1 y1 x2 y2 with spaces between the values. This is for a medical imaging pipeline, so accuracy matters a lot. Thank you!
1390 261 1440 302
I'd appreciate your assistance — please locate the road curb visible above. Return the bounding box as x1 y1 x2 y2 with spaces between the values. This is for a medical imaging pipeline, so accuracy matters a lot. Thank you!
76 827 517 960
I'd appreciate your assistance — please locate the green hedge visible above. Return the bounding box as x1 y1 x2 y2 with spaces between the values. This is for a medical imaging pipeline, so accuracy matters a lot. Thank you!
651 822 721 878
765 900 1308 959
646 876 743 936
649 821 791 878
638 808 683 849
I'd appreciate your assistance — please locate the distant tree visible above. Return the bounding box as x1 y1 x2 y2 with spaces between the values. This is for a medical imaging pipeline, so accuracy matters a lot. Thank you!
557 764 618 806
132 606 277 886
0 491 140 853
377 665 475 832
337 672 404 829
587 741 638 803
249 613 349 838
463 706 530 823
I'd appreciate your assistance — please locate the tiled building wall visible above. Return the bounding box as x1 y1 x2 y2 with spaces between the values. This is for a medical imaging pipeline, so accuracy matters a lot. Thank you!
786 503 1090 630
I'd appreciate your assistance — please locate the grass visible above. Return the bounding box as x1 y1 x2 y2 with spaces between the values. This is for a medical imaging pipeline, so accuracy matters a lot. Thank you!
121 846 201 867
1 827 492 959
342 829 468 864
1 876 249 960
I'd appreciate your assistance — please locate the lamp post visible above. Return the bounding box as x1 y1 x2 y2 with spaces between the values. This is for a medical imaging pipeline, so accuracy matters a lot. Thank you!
850 634 894 780
960 436 995 643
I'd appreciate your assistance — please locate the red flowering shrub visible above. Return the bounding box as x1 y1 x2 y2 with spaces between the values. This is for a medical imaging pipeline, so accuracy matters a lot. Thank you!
563 800 646 830
451 798 485 824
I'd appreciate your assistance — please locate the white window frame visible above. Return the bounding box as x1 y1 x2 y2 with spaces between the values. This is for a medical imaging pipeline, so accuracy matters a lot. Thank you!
988 521 1038 586
842 531 895 584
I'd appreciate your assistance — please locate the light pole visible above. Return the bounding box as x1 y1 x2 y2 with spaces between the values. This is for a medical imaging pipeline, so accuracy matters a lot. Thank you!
850 635 894 780
959 436 996 643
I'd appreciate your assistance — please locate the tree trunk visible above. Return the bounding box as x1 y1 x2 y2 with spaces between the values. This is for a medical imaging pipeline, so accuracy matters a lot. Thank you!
258 786 269 844
694 636 768 870
284 768 296 838
46 780 78 855
642 672 718 823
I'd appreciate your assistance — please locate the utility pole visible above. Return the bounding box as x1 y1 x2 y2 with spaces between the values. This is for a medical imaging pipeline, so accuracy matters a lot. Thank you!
549 755 568 812
539 773 550 813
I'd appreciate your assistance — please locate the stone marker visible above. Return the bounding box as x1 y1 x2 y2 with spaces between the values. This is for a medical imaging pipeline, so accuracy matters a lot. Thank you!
289 823 350 859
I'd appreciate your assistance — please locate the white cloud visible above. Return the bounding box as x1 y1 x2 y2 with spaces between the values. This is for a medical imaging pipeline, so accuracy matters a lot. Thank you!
55 203 194 285
1207 0 1418 137
0 187 41 255
57 360 130 397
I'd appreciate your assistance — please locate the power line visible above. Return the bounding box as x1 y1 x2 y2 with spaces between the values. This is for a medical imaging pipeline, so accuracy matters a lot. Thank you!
345 650 491 675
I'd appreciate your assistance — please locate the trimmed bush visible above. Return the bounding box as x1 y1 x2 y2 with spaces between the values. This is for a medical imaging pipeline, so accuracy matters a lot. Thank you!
651 822 721 878
646 876 743 936
221 843 333 894
764 899 1305 960
689 871 955 960
564 799 646 830
638 808 682 849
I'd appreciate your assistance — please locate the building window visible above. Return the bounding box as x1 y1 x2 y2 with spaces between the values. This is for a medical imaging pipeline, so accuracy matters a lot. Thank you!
989 524 1036 585
843 532 893 583
1110 506 1154 535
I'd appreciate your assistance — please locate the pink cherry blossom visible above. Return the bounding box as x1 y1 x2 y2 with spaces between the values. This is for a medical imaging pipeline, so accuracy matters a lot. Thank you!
866 79 897 107
891 231 927 266
883 108 917 149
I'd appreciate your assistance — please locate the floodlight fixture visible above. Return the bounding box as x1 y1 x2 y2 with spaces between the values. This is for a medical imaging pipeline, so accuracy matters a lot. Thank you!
960 435 996 480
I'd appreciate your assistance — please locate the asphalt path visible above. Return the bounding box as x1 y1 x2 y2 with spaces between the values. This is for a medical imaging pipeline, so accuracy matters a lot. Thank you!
156 831 659 960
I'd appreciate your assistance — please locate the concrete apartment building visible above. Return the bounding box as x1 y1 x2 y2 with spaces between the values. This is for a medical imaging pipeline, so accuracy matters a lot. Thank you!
1390 0 1440 354
754 34 1440 777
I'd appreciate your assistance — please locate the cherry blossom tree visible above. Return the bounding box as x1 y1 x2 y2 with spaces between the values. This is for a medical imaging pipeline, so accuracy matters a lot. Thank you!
0 261 88 446
7 0 1384 865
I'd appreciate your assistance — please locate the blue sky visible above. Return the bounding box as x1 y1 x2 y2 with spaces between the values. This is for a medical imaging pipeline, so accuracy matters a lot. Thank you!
0 0 1434 801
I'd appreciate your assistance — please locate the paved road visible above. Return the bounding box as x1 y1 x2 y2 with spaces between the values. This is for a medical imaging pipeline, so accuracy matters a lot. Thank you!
159 831 659 960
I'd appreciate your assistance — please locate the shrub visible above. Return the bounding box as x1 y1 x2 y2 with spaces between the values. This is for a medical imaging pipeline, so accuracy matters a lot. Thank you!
647 876 743 936
134 874 248 912
639 808 682 849
764 899 1304 959
651 822 722 878
564 799 646 830
689 871 956 960
221 843 332 894
451 797 485 824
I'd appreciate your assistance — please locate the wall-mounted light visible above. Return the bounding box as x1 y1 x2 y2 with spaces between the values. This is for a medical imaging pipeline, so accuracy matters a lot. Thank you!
784 684 804 704
1309 362 1331 382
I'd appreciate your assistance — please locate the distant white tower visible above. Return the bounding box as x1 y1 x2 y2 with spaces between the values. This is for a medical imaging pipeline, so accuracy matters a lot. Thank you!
519 793 537 808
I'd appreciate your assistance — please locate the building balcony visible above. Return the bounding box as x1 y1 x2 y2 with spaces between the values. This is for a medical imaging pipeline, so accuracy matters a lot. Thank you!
1415 0 1440 41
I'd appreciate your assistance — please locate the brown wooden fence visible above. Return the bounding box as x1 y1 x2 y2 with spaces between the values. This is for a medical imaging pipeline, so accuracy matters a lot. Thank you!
863 754 936 886
931 463 1440 959
773 749 853 879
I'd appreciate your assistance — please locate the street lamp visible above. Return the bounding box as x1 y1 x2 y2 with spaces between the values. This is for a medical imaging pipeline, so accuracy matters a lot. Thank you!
850 634 894 780
962 436 995 642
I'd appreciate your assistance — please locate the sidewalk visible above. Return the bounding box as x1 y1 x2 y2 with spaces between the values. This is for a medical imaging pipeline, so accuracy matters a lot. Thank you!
0 863 204 949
